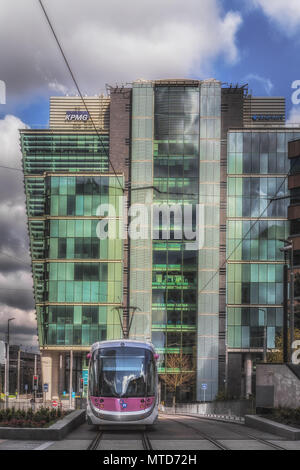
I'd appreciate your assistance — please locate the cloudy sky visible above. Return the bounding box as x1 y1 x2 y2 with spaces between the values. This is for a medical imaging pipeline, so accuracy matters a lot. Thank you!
0 0 300 349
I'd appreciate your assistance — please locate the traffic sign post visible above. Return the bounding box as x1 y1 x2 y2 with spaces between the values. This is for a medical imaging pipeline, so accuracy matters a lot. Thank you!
82 369 88 397
201 383 207 402
43 383 48 405
32 375 38 401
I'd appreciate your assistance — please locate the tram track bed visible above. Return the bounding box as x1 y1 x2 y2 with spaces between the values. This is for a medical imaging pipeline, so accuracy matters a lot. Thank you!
161 413 292 450
3 414 299 450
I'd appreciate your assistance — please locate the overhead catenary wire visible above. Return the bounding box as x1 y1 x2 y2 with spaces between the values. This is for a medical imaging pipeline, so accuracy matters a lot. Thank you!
0 167 292 294
38 0 124 193
0 251 31 266
0 165 23 172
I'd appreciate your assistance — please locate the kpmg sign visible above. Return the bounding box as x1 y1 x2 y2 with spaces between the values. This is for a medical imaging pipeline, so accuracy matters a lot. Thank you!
252 114 284 122
65 111 90 122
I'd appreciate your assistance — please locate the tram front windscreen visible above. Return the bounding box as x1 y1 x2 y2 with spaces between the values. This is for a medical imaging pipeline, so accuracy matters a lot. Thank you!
89 347 156 398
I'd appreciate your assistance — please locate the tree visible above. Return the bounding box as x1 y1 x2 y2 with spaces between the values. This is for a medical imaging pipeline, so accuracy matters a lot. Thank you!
159 354 195 407
267 329 300 363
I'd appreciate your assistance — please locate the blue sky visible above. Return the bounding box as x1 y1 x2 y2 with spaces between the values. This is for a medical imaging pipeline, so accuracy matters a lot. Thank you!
220 0 300 110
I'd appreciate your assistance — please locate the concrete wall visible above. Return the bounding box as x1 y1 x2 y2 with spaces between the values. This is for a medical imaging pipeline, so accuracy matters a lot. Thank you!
41 351 60 401
161 400 254 417
256 364 300 409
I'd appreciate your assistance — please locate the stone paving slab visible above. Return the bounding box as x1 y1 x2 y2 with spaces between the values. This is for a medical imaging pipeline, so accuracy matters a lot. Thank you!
0 440 45 450
151 439 218 450
98 439 144 450
218 439 274 450
268 440 300 450
46 440 92 450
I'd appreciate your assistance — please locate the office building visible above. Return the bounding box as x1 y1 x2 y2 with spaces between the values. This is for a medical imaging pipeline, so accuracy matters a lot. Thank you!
21 80 299 401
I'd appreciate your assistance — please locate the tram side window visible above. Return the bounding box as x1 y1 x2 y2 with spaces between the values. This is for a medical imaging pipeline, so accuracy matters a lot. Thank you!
146 356 156 396
89 356 98 396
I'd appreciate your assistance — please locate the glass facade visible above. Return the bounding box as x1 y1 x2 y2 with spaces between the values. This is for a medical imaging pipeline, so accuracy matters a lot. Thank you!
130 80 221 402
21 131 123 348
227 130 300 350
152 86 199 380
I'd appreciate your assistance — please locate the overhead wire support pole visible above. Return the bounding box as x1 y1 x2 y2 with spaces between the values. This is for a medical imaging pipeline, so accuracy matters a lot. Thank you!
17 348 21 400
279 238 295 362
280 243 290 364
5 318 15 409
69 349 73 409
290 240 295 356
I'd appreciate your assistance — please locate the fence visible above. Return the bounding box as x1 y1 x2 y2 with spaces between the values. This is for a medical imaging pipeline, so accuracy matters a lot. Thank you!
0 397 88 412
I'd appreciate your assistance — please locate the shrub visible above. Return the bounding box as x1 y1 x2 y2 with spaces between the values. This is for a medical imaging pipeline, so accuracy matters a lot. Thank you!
0 406 66 428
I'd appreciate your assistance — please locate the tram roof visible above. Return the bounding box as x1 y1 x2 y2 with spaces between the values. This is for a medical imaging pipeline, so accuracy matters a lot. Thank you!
90 339 155 354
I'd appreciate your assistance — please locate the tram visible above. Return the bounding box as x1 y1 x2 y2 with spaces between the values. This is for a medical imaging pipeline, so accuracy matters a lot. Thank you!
86 340 159 426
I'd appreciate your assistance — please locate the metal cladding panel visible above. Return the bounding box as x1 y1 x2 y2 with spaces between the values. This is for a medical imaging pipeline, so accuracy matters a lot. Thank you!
243 96 285 127
50 96 110 130
197 80 221 401
129 82 154 341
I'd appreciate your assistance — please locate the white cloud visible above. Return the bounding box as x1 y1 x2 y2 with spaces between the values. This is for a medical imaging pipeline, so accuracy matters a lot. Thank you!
48 81 69 95
0 305 38 348
0 115 27 169
0 0 242 103
251 0 300 34
0 114 35 344
244 73 274 95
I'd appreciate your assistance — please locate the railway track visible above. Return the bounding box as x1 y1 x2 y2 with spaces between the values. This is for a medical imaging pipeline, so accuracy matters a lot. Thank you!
141 432 153 450
164 414 287 451
87 415 289 451
87 430 153 451
87 431 104 450
165 416 230 450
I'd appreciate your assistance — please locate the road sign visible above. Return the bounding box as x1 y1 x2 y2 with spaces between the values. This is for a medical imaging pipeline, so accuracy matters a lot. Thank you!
52 400 58 408
82 369 88 385
201 383 208 402
24 384 28 391
43 383 48 392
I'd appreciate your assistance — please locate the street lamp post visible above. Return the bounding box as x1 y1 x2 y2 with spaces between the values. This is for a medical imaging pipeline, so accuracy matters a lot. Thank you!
290 241 295 351
5 317 15 409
